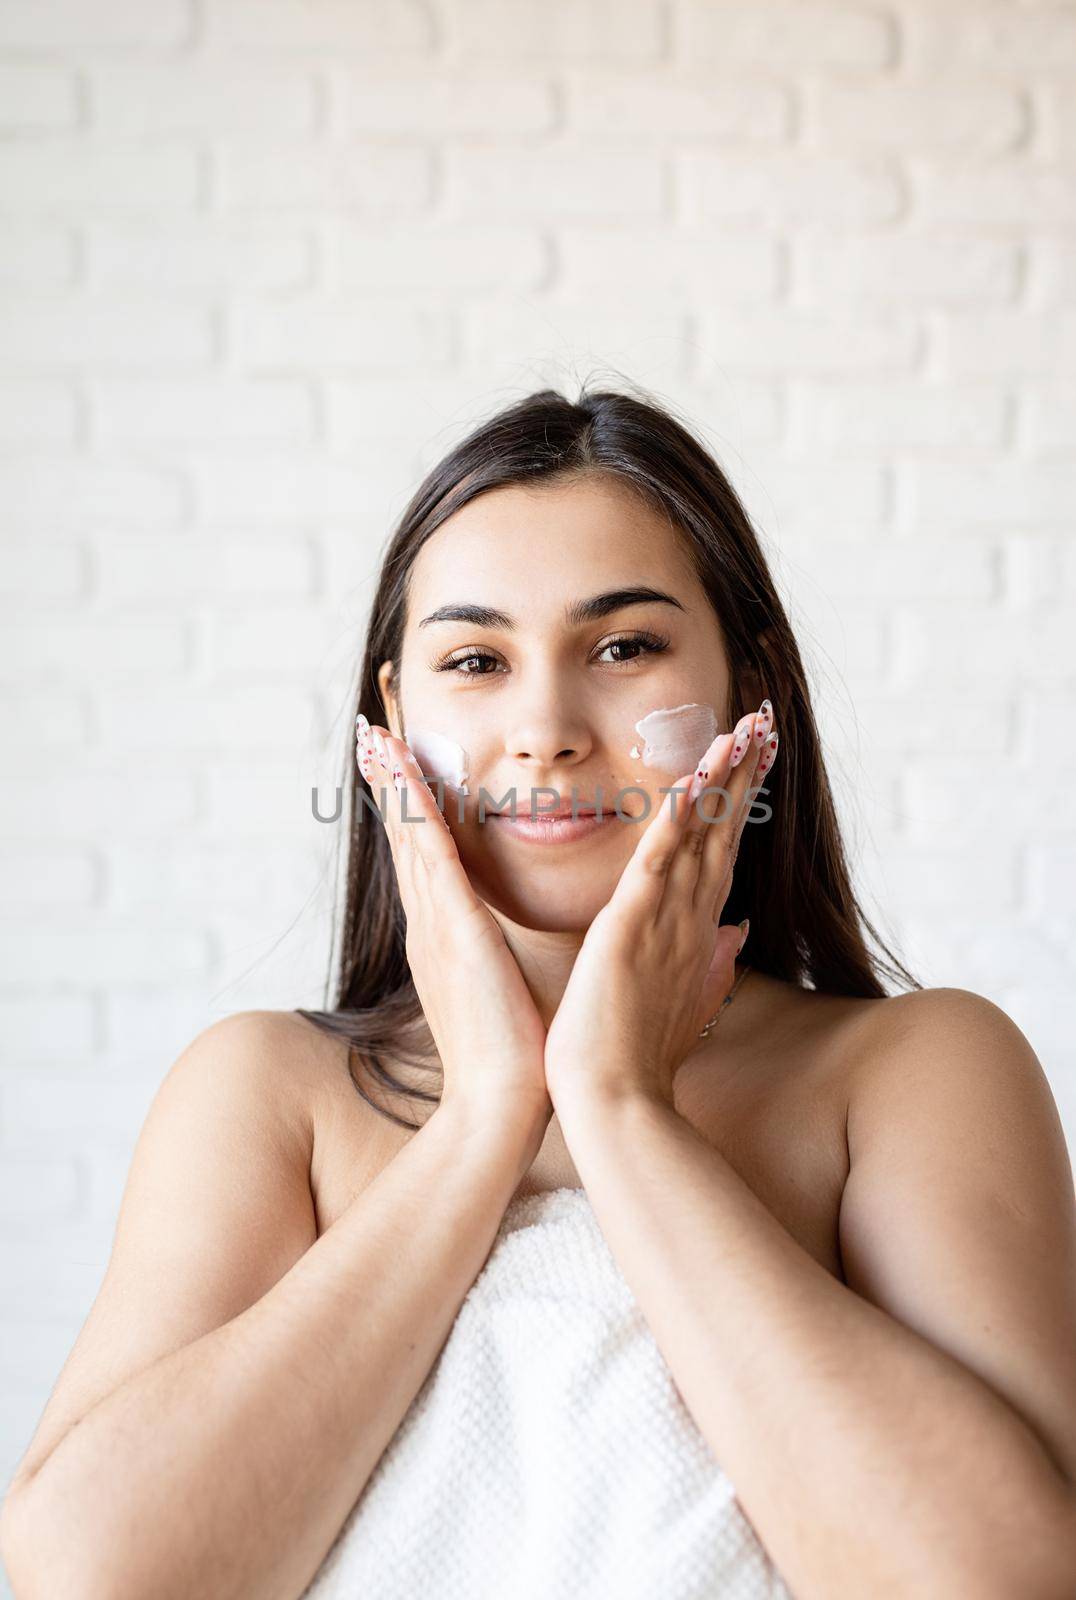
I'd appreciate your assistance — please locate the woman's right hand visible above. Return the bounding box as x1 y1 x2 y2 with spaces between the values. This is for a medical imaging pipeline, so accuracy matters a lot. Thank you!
356 715 552 1139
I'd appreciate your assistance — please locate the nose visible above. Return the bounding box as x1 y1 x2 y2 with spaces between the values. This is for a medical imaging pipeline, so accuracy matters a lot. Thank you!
505 716 592 772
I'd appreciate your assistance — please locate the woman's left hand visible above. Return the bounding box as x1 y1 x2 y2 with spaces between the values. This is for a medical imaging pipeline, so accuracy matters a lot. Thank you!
544 700 779 1115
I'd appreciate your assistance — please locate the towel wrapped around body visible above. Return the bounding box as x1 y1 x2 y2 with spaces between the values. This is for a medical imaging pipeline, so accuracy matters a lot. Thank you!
301 1185 793 1599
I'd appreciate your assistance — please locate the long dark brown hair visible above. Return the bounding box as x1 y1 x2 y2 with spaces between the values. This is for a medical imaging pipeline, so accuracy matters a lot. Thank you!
295 380 921 1128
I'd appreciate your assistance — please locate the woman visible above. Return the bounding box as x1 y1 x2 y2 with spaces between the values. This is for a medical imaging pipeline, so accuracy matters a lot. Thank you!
3 387 1074 1600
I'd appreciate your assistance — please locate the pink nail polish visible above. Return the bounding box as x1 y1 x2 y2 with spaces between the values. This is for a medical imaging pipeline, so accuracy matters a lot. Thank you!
730 720 752 766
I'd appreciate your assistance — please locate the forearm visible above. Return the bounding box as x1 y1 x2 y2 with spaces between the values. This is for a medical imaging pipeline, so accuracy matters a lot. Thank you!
556 1089 1075 1600
5 1100 544 1600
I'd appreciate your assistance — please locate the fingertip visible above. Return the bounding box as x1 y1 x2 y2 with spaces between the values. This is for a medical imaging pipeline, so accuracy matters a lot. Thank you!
355 737 374 784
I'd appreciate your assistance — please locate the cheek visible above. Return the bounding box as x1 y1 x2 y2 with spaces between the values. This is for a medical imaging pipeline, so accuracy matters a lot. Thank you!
405 724 471 796
628 701 720 776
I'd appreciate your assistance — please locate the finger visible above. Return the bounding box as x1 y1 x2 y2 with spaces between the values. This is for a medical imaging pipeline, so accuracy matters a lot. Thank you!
360 720 434 856
724 717 780 882
356 718 417 896
703 724 778 918
754 697 775 750
756 727 779 784
695 706 772 917
355 716 396 835
686 714 754 915
376 729 488 923
693 921 744 1035
665 730 737 906
384 733 455 844
609 771 695 922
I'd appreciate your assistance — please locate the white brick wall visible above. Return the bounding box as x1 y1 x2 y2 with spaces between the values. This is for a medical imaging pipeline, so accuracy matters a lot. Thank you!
2 1 1076 1578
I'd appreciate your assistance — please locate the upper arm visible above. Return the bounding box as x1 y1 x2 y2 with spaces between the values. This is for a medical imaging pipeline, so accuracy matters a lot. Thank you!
838 986 1076 1485
8 1010 319 1493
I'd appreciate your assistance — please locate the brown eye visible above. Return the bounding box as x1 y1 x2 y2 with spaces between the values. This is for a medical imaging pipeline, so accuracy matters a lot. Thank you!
434 631 671 677
596 631 671 665
436 649 501 676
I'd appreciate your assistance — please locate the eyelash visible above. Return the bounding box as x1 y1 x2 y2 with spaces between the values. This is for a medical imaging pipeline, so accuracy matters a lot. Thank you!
434 630 672 678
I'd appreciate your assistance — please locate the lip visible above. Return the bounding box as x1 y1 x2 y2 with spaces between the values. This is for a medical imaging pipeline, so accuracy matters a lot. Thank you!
489 804 602 818
487 809 613 844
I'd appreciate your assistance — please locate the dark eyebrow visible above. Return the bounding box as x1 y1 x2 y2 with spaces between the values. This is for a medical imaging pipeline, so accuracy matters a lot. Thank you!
417 586 686 630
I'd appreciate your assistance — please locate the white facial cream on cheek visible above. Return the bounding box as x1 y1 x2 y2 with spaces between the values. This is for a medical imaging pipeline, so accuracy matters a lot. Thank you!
405 727 471 796
629 702 719 775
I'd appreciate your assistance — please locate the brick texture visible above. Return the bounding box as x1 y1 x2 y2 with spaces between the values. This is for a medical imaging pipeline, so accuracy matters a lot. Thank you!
1 1 1075 1560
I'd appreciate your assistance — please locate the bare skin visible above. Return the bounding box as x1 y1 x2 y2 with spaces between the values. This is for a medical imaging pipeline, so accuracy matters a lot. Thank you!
5 471 1072 1598
329 470 1076 1593
322 469 862 1269
297 970 871 1286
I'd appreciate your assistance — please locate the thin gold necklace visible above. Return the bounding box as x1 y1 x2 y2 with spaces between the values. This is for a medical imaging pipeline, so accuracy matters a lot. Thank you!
697 963 752 1040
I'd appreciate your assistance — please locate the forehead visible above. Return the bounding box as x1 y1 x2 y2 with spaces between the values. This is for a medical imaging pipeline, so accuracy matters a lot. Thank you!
407 475 697 614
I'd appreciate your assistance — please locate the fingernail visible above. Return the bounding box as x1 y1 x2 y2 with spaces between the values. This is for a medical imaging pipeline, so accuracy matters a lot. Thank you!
374 731 388 764
701 729 735 777
356 712 370 736
737 917 750 954
692 727 727 799
754 701 772 744
757 731 779 775
729 718 753 767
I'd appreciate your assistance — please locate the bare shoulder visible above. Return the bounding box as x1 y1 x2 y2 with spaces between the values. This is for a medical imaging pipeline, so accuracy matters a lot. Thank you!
283 1012 449 1233
851 979 1069 1132
179 1007 358 1162
279 1009 393 1121
2 1008 329 1496
850 982 1033 1053
161 1006 391 1200
842 982 1073 1199
243 1007 355 1105
278 1011 411 1205
836 985 1076 1496
846 983 1062 1109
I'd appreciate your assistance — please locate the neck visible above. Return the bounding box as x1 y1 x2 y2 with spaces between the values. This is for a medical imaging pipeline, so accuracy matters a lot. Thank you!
485 904 754 1042
486 906 587 1030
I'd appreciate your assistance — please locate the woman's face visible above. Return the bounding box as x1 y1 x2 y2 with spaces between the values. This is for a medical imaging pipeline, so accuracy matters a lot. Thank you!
379 473 737 932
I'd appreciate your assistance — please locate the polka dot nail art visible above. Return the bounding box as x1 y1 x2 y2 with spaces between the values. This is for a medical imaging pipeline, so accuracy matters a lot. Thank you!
729 716 754 767
757 730 779 777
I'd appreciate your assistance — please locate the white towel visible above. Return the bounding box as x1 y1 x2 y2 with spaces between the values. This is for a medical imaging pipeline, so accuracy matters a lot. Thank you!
301 1186 793 1599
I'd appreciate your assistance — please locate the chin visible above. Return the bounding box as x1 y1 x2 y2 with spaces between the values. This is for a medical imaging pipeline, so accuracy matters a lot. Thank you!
461 857 616 933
